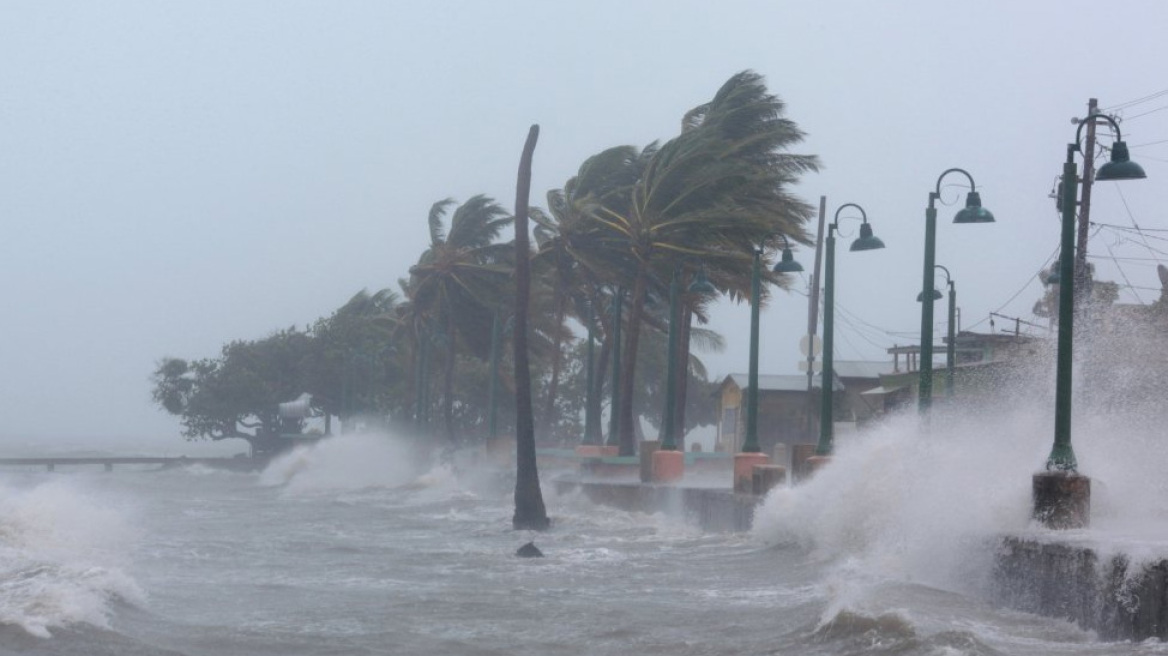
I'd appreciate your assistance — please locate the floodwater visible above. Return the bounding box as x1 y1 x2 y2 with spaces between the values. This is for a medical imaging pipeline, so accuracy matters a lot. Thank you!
3 408 1168 656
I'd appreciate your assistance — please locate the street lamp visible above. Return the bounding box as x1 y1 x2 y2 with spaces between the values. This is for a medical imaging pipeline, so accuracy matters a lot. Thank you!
919 169 994 413
653 264 717 482
917 265 956 400
733 239 805 492
1034 114 1145 529
488 313 503 441
743 238 805 453
815 203 885 460
605 287 625 453
580 296 601 446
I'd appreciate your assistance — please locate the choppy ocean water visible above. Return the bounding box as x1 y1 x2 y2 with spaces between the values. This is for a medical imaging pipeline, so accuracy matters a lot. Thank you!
3 416 1168 656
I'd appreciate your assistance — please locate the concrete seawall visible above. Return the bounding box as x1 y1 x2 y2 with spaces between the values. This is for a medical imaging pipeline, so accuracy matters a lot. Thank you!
553 478 760 533
555 477 1168 642
993 536 1168 641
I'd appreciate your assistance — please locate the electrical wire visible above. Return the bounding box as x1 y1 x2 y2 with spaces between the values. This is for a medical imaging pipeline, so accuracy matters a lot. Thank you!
1131 138 1168 149
1123 104 1168 122
1104 89 1168 112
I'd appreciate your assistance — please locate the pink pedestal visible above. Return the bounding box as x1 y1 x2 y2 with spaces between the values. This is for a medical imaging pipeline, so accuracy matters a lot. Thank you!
733 452 770 493
651 450 685 483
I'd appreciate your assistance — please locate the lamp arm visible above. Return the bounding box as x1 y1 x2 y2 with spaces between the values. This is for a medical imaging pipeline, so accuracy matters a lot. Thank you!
832 202 868 226
1075 112 1124 153
934 264 951 286
933 167 978 196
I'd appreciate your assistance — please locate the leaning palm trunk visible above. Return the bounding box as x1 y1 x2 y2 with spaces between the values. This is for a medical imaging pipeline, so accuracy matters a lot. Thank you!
512 125 550 531
616 261 650 456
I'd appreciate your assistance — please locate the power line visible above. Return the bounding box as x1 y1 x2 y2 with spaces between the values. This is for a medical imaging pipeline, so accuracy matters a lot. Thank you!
1123 104 1168 122
1132 138 1168 149
1093 222 1168 234
1104 89 1168 112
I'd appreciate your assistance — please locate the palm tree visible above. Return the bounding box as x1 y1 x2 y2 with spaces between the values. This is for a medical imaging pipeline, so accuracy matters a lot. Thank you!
512 125 550 531
405 195 513 444
308 288 401 433
587 70 820 455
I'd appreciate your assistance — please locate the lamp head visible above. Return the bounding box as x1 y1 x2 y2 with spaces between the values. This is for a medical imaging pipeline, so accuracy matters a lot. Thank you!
849 221 886 251
1096 140 1147 181
1045 260 1061 285
772 247 804 273
916 288 943 302
687 268 718 295
953 191 995 223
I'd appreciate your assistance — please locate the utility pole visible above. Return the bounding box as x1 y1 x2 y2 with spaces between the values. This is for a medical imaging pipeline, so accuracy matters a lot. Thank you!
1074 98 1100 301
803 196 826 441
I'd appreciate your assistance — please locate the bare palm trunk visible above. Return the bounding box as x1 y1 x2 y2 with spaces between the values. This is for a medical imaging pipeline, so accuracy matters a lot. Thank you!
512 125 549 531
617 262 649 456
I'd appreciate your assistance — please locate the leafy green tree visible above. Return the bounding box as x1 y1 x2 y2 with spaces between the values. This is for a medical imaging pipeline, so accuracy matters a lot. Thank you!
152 328 315 455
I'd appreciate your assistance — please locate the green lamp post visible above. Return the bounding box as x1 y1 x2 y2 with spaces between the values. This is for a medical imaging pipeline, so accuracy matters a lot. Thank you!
661 266 717 451
817 204 885 457
1049 115 1145 472
917 265 955 400
581 297 601 446
1034 112 1145 530
487 313 502 441
919 169 994 413
741 238 804 454
605 287 624 448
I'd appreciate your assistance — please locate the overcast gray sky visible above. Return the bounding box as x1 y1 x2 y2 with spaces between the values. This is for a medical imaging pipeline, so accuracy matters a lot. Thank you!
3 1 1166 446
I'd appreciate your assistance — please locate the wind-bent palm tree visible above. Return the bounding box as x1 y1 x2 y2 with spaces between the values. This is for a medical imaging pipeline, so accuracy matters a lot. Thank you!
512 125 550 531
587 70 821 455
405 195 513 444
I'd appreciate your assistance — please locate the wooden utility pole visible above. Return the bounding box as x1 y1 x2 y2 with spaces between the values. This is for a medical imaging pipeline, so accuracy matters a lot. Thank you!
1074 98 1100 299
803 196 826 440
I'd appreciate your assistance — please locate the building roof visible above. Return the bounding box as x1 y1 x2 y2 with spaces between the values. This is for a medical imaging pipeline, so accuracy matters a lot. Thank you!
722 373 844 393
832 360 899 379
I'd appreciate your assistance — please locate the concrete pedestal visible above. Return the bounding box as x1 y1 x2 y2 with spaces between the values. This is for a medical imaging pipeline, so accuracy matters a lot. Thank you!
639 440 661 483
1033 471 1090 529
733 453 770 494
804 455 832 476
791 443 818 482
651 449 684 484
752 464 786 496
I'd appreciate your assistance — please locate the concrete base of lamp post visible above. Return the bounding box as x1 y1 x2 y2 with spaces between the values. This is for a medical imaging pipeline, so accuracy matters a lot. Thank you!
1033 471 1090 529
752 464 786 496
790 443 818 482
651 449 684 484
804 455 833 475
639 440 660 482
733 452 770 494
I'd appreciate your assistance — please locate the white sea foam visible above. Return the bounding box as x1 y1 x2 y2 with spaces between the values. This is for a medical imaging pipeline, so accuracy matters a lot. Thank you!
0 478 143 638
753 360 1168 618
259 431 444 494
